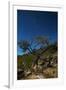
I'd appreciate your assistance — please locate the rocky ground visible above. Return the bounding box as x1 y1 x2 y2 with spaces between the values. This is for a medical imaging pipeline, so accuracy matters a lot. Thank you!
17 55 58 80
17 44 58 80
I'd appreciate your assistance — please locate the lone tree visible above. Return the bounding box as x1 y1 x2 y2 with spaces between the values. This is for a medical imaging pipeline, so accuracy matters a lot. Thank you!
18 36 49 67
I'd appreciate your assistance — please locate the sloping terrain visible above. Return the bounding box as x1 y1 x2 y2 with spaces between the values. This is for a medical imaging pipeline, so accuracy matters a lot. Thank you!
17 43 58 80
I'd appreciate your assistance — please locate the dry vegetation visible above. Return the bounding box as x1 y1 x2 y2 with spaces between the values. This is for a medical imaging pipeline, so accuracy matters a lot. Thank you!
17 43 58 80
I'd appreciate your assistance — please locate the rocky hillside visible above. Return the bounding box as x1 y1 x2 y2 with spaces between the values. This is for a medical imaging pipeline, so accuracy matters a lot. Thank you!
17 43 58 80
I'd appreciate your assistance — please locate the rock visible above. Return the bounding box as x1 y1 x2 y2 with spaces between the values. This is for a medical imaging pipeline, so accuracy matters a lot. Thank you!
36 74 44 79
43 67 57 78
26 73 44 79
24 70 31 76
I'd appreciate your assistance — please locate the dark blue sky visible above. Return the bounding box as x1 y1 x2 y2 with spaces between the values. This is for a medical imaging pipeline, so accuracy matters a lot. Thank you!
17 10 58 55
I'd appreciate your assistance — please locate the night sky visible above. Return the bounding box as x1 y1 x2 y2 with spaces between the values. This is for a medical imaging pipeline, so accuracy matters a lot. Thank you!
17 10 58 55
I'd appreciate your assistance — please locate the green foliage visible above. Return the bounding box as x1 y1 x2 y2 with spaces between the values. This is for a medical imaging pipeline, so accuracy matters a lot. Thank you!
18 54 35 69
23 55 33 68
